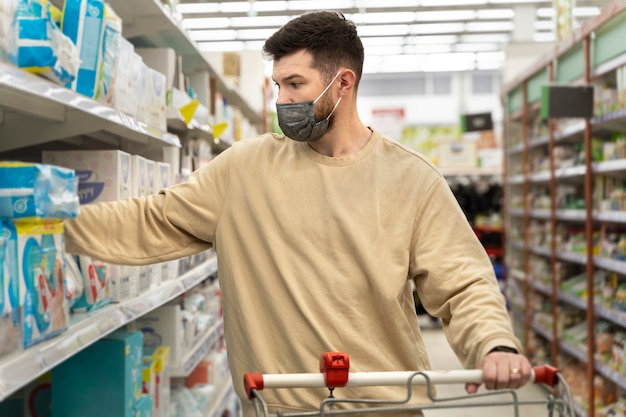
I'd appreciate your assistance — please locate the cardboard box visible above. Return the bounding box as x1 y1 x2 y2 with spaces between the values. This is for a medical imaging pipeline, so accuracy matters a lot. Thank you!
41 149 132 204
52 330 144 417
135 48 177 91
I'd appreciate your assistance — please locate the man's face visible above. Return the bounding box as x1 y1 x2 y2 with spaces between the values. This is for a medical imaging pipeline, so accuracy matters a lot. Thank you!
272 50 337 123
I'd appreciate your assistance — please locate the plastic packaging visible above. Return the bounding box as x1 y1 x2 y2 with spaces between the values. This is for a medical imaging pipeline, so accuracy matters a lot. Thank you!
0 162 79 219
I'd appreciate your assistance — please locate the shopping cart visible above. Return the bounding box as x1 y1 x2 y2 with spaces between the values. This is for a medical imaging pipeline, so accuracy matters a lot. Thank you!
243 352 575 417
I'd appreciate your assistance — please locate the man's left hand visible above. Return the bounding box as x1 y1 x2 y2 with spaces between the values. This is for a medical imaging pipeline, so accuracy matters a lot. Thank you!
465 351 532 394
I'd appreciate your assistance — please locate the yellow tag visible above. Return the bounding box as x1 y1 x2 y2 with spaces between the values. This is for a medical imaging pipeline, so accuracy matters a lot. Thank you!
212 122 228 138
179 99 200 125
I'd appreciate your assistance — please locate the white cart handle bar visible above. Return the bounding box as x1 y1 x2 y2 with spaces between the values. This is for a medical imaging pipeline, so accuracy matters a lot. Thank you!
244 352 560 399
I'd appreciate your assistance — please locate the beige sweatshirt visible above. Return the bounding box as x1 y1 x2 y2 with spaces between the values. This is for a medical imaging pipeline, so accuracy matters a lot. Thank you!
64 130 521 416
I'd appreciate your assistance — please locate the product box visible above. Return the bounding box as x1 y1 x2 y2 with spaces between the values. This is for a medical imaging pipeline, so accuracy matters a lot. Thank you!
134 54 149 124
42 149 135 302
6 220 69 349
134 394 152 417
155 162 178 282
0 162 79 220
131 155 148 199
145 68 167 132
142 159 161 289
52 329 144 417
135 48 176 92
0 221 20 359
113 37 139 118
41 149 132 203
62 0 107 98
127 305 184 368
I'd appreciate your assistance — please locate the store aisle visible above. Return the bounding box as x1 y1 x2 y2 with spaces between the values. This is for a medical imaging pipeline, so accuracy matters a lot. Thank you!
419 318 553 417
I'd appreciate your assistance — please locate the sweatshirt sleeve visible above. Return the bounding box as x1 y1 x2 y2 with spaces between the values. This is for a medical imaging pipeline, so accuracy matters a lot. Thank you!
410 176 522 368
63 148 232 265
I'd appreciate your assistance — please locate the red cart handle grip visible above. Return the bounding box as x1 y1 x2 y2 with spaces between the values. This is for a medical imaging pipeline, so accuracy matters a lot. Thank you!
532 364 560 387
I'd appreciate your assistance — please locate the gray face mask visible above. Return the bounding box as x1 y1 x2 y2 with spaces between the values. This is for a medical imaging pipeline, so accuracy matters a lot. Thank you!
276 72 342 142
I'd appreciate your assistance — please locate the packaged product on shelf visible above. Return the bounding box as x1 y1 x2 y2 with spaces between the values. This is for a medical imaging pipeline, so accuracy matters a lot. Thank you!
7 0 80 85
0 162 79 220
23 372 51 417
6 219 69 349
0 220 20 359
51 329 144 417
62 251 83 309
133 53 149 123
112 37 138 118
144 346 171 417
127 304 188 369
70 255 112 312
61 0 107 98
0 0 16 62
41 149 137 302
135 47 176 93
144 67 167 132
142 159 161 290
134 394 152 417
142 359 158 417
94 3 122 107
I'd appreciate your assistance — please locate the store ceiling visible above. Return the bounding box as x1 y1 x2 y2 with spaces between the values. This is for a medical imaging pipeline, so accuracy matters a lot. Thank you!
176 0 612 73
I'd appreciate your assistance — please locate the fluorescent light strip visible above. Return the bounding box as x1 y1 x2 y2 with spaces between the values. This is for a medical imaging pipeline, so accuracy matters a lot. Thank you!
415 10 476 21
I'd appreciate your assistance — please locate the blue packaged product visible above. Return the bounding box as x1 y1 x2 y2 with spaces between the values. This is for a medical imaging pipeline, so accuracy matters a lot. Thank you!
8 0 79 85
0 162 79 220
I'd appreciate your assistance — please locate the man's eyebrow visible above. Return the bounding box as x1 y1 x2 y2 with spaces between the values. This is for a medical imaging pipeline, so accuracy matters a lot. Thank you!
274 74 303 83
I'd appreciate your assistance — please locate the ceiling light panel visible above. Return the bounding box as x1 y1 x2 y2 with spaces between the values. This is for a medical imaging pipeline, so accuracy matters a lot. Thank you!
415 10 476 21
411 23 466 34
358 12 416 24
176 3 219 14
358 24 411 37
182 17 230 29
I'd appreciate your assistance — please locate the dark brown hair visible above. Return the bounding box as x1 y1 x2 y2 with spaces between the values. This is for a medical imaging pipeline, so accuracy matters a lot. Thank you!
263 11 364 88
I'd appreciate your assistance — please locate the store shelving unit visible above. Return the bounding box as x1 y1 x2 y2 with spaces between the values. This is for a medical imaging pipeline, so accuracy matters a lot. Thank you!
0 1 261 415
502 1 626 416
0 254 218 402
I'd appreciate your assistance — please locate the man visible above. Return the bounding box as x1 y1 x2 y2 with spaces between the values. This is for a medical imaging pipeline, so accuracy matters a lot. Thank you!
64 10 531 416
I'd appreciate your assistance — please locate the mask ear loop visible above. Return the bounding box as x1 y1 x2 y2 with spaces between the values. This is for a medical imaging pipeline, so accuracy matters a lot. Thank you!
313 71 343 123
313 71 343 104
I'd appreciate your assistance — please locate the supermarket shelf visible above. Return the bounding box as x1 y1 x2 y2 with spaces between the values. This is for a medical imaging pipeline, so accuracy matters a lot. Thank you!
594 256 626 275
528 135 549 149
557 251 587 265
0 254 218 401
595 359 626 390
555 120 586 142
531 280 552 297
528 209 551 219
507 174 524 184
555 209 586 222
555 165 586 179
0 62 181 154
592 107 626 133
528 171 551 183
595 210 626 223
205 379 236 417
529 244 551 258
507 143 523 155
171 318 224 377
106 0 264 128
594 158 626 176
558 291 587 311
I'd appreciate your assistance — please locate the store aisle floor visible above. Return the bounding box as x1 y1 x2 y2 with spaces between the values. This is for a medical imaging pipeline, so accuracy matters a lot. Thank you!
419 318 554 417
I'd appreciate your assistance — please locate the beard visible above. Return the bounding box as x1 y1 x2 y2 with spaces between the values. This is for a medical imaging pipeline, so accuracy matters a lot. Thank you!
314 93 338 130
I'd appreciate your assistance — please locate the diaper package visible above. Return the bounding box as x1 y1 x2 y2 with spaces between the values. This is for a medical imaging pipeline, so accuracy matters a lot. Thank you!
0 220 21 358
70 254 112 312
94 3 122 107
61 0 106 98
8 0 80 85
6 219 69 349
0 162 79 220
